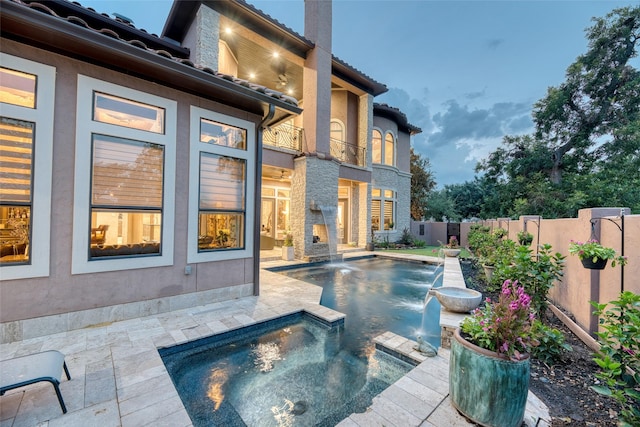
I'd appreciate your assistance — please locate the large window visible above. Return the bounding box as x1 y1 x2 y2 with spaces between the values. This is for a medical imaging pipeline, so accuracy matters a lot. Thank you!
188 107 255 263
0 54 55 280
384 132 395 166
73 76 176 274
371 128 395 166
371 188 396 231
372 129 382 164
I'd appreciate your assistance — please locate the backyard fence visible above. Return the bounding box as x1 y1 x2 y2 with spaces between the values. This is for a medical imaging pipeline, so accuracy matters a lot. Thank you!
411 207 640 335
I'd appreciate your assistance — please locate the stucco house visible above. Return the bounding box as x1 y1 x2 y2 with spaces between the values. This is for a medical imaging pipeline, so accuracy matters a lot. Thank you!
0 0 420 342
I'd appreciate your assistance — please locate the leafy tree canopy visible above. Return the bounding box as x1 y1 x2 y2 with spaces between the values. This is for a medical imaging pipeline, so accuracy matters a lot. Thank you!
410 147 436 220
468 6 640 219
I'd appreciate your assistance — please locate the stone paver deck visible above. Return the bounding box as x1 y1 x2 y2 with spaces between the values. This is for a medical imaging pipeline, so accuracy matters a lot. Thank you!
0 252 550 426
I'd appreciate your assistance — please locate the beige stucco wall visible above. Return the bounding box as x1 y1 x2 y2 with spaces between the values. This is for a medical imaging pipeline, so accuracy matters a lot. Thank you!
0 41 261 330
413 208 639 334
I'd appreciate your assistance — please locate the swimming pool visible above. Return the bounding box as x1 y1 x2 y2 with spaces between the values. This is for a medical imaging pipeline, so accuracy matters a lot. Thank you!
160 256 442 426
275 256 443 352
160 312 413 426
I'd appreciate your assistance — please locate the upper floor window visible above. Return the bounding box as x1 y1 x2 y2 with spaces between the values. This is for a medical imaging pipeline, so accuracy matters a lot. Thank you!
371 128 396 167
384 132 395 166
372 129 382 164
330 119 344 142
188 107 255 263
0 54 55 280
72 76 176 274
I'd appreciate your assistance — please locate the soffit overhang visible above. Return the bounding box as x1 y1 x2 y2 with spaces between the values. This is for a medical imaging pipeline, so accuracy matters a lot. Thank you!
164 0 388 97
1 0 302 126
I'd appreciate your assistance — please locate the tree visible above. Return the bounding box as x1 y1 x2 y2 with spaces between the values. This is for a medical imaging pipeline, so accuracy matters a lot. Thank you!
410 148 436 220
475 6 640 218
533 6 640 185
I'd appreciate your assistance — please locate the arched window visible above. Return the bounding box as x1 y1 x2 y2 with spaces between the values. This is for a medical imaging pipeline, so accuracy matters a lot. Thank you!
372 129 382 164
384 132 395 166
330 119 344 142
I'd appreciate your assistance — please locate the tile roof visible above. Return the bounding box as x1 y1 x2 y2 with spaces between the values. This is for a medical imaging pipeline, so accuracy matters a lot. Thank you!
8 0 299 107
374 103 422 134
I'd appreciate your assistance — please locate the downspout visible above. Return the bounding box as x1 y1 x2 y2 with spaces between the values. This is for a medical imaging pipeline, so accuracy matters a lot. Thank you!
253 104 276 296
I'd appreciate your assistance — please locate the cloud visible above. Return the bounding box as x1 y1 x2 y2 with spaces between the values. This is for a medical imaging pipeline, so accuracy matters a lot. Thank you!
429 100 532 148
465 89 486 100
487 38 504 50
376 89 535 187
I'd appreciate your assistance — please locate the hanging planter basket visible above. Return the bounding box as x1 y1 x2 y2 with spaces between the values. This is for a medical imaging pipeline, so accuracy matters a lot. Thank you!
581 257 608 270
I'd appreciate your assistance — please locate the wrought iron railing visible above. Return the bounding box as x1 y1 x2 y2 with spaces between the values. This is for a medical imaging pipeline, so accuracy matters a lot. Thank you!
263 123 303 152
330 138 366 167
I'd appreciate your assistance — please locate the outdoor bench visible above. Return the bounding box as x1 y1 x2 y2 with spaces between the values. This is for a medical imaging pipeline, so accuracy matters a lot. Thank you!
0 350 71 413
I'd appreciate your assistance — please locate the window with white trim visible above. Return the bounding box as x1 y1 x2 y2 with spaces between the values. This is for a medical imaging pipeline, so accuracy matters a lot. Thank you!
72 76 176 274
371 188 396 231
0 54 55 280
187 107 255 263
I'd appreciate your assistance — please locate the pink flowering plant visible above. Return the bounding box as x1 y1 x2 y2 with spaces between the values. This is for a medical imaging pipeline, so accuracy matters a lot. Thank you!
460 279 538 361
568 239 627 267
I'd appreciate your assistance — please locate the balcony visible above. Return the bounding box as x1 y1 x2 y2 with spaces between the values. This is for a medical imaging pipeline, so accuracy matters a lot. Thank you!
263 123 303 152
330 138 366 167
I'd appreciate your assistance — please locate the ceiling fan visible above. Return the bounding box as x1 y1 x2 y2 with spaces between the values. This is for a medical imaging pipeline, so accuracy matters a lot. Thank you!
271 62 290 89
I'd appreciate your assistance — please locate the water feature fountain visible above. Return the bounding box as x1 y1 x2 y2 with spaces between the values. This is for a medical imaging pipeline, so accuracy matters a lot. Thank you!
319 205 338 264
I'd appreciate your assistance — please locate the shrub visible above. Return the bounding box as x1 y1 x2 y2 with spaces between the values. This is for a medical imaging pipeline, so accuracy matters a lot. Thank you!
591 292 640 426
530 320 572 365
397 227 413 245
412 239 426 248
493 244 565 317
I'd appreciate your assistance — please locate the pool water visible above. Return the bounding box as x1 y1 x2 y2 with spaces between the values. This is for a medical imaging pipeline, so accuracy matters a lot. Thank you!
160 313 413 426
161 257 443 426
277 256 443 352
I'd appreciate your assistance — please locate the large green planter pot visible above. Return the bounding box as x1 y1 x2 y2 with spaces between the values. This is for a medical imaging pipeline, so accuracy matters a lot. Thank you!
450 328 530 427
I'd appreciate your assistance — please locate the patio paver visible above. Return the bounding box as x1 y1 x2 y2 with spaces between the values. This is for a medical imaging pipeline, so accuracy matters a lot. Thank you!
0 251 550 426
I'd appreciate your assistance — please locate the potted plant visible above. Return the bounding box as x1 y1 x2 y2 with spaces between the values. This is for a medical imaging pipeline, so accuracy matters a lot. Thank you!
517 230 534 246
568 239 627 270
450 279 537 427
442 236 461 257
281 233 294 261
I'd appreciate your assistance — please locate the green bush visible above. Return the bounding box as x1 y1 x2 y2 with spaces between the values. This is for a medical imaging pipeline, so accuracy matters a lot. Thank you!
412 239 426 248
492 244 564 317
530 320 572 364
397 227 413 245
591 292 640 426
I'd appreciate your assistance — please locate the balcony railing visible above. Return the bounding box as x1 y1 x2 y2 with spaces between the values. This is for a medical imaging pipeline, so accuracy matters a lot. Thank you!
263 123 303 152
330 138 366 167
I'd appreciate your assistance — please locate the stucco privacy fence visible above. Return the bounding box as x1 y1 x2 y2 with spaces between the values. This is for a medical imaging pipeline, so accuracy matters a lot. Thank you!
411 207 640 335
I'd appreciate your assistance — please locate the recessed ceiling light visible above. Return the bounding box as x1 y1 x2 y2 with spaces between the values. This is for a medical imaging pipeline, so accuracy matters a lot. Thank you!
272 51 280 58
225 27 232 35
249 72 256 80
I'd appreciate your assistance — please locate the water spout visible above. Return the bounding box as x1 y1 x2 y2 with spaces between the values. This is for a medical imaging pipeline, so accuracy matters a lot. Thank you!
319 205 338 263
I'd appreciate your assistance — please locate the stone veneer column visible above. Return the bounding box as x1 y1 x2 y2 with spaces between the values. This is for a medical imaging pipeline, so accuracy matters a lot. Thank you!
358 93 374 246
292 156 339 260
358 182 370 247
184 4 220 70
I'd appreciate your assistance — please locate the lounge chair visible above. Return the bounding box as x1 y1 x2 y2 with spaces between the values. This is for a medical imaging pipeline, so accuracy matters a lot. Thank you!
0 350 71 413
